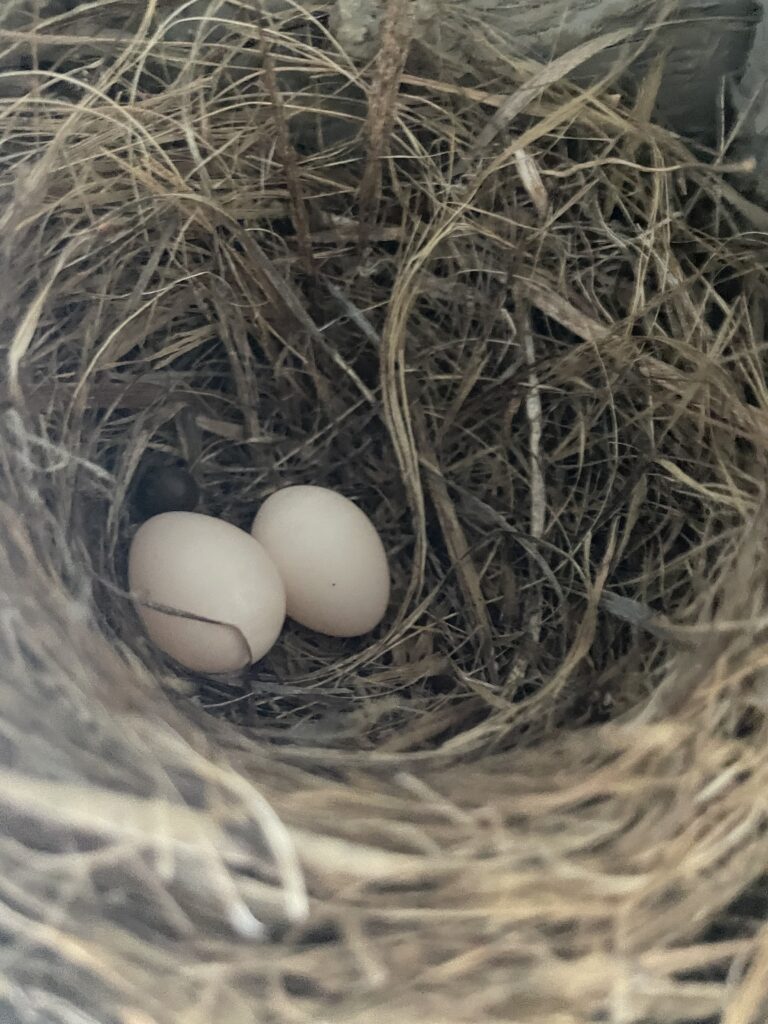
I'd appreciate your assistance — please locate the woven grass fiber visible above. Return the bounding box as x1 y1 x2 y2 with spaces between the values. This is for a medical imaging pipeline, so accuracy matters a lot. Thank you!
3 1 768 1022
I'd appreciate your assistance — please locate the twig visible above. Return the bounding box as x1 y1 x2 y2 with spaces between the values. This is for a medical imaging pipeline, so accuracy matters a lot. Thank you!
507 304 545 647
358 0 413 247
259 26 315 278
325 280 382 347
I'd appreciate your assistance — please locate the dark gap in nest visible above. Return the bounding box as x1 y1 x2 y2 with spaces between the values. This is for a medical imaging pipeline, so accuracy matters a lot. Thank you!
282 972 324 998
705 877 768 942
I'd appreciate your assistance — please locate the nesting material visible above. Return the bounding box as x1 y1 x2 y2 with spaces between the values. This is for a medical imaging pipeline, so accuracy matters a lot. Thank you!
2 2 768 1023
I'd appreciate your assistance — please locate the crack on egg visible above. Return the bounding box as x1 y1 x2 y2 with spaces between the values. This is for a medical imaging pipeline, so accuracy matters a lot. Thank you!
134 597 252 673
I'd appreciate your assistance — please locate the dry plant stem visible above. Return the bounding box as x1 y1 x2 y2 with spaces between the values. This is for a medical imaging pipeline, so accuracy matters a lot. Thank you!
358 0 413 246
415 409 499 684
259 25 316 279
519 304 545 647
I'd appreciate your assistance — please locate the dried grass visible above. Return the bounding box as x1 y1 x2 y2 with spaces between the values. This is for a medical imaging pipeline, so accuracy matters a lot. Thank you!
1 1 768 1022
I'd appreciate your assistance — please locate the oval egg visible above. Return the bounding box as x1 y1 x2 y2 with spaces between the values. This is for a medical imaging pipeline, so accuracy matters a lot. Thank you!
251 485 390 638
129 511 286 673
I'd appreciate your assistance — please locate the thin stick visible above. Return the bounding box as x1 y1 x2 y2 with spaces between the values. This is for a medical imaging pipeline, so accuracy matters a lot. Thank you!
358 0 413 247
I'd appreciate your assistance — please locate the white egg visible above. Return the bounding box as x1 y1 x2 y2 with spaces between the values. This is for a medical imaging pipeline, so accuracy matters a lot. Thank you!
251 485 390 638
128 512 286 673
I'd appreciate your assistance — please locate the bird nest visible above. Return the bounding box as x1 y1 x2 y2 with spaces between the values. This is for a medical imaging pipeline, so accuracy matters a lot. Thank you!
2 2 768 1022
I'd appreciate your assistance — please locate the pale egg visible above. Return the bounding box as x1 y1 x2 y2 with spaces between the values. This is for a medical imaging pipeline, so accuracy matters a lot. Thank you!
251 485 390 637
128 511 286 673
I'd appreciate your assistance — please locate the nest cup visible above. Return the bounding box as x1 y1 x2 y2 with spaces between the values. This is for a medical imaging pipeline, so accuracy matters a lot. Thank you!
3 2 768 1021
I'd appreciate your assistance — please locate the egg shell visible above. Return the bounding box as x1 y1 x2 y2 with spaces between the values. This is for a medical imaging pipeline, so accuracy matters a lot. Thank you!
129 512 286 673
251 485 390 638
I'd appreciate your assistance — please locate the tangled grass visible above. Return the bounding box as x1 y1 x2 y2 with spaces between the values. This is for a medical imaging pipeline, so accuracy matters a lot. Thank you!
2 1 768 1021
